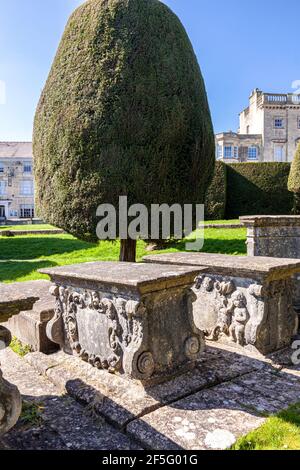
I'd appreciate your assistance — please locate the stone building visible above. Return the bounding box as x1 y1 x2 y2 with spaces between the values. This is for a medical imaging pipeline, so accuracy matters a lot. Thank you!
216 89 300 163
0 142 34 221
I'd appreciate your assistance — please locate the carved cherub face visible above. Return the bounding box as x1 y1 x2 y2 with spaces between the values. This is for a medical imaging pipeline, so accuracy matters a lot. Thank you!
91 292 100 309
203 277 214 292
232 291 246 308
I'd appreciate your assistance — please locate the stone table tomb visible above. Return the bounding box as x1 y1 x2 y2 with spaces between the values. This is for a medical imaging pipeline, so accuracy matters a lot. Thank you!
143 252 300 355
40 262 205 384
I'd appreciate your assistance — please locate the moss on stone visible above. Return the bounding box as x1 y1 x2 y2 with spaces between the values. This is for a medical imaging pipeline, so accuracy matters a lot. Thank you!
33 0 215 242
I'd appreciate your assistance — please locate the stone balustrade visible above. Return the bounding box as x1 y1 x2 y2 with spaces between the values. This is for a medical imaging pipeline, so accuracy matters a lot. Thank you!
143 252 300 355
40 262 205 385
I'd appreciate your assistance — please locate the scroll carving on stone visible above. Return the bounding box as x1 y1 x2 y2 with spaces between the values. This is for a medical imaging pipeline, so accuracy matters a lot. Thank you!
48 286 153 380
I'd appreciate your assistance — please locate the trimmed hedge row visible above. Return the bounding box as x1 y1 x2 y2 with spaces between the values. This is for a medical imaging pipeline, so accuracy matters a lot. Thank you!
204 161 227 219
205 162 293 220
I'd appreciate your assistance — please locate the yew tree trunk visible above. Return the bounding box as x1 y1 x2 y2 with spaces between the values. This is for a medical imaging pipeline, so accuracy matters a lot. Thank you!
119 239 137 262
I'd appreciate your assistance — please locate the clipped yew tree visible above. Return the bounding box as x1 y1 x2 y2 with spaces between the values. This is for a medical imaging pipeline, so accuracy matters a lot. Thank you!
288 144 300 214
33 0 215 261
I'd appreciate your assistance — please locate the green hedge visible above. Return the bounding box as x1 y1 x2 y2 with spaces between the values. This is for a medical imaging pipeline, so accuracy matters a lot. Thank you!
225 163 293 219
205 161 227 219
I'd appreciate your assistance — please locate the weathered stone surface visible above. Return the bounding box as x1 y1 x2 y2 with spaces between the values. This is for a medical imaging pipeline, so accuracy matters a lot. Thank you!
40 262 206 384
233 369 300 405
0 349 141 450
143 253 299 355
0 280 57 354
25 345 266 429
240 215 300 324
0 280 52 323
143 252 300 282
3 342 300 450
126 386 266 450
0 335 22 436
7 299 57 354
240 215 300 258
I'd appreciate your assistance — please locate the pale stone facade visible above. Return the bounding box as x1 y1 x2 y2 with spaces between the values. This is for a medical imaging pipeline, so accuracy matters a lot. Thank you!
0 142 34 221
216 89 300 163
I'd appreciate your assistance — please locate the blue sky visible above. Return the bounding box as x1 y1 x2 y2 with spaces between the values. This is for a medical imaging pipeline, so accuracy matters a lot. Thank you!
0 0 299 141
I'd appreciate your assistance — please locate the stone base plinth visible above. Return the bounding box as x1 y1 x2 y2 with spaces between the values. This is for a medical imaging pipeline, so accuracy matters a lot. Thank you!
143 252 300 355
39 262 205 384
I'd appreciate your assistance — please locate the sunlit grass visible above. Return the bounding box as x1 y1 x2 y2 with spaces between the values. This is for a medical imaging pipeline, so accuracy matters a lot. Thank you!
232 404 300 450
0 226 247 283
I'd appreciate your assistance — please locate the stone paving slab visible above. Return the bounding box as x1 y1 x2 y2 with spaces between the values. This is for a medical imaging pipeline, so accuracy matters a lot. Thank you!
126 386 266 450
3 343 298 450
25 344 266 429
0 349 141 450
233 369 300 405
3 424 67 450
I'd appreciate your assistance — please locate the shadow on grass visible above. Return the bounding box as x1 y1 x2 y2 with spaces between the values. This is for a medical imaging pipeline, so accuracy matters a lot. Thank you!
0 260 57 283
166 237 247 256
0 236 95 260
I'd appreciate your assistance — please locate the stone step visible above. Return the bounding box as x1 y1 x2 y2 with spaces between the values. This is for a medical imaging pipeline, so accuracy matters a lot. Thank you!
0 280 57 353
0 349 141 450
3 344 300 450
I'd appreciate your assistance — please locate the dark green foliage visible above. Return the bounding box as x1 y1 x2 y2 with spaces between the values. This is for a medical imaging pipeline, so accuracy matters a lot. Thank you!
288 144 300 214
226 163 293 218
33 0 215 242
204 161 226 220
288 144 300 193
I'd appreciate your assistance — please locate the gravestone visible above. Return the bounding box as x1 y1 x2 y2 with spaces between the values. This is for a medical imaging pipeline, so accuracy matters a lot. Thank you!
143 252 300 355
40 262 206 384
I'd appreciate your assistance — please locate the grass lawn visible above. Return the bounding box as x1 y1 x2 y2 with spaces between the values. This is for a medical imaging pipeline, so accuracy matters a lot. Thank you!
0 226 247 283
232 403 300 450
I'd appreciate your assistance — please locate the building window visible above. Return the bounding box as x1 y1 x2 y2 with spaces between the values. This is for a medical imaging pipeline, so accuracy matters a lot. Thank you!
248 146 257 160
246 126 250 135
224 146 233 159
0 163 4 173
20 205 34 219
20 180 33 196
274 145 284 162
23 163 32 173
234 146 239 159
217 145 223 159
298 117 300 129
0 181 7 195
274 118 284 129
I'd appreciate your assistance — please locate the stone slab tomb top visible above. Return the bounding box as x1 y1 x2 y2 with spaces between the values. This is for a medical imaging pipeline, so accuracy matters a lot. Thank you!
0 280 53 322
40 262 203 295
240 215 300 227
143 252 300 282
